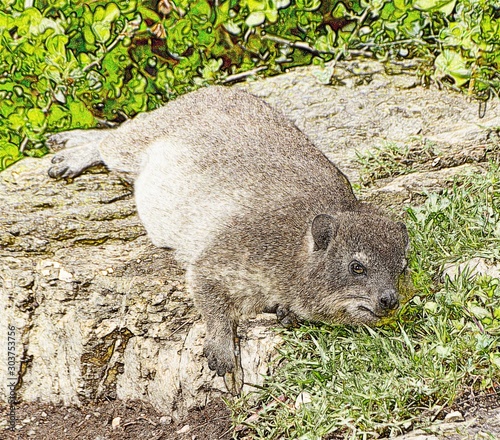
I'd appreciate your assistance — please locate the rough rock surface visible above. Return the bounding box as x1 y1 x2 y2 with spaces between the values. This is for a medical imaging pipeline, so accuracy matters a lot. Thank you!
1 59 500 438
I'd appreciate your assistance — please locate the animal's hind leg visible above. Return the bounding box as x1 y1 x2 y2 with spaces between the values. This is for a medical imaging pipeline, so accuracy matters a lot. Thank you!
47 129 108 179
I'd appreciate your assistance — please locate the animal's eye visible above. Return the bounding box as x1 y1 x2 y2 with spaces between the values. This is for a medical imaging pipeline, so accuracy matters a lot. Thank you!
349 260 366 276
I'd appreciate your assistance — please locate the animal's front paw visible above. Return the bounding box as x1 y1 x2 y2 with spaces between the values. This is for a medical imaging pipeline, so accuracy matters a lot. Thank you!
47 144 103 180
47 129 106 151
276 305 300 328
203 338 236 377
48 151 86 179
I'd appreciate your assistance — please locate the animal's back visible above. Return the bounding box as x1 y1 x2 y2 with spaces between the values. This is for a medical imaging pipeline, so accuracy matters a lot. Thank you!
98 87 357 261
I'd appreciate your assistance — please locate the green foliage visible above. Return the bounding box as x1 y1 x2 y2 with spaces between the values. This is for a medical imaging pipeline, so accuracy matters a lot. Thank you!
233 165 500 439
356 141 439 184
0 0 499 170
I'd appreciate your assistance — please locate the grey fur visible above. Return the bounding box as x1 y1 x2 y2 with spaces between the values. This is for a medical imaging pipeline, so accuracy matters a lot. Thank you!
47 86 409 393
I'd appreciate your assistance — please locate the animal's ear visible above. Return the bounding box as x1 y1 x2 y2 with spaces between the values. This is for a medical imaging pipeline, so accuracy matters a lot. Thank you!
311 214 338 251
397 221 410 252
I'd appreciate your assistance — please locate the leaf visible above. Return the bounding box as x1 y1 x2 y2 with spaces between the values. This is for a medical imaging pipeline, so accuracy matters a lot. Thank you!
246 0 265 12
413 0 456 15
83 25 96 45
245 11 266 26
67 100 96 128
297 0 321 12
15 8 43 36
435 344 452 358
94 3 120 23
200 58 223 80
314 25 336 53
223 20 242 35
0 141 23 171
490 353 500 369
190 0 211 18
104 3 121 22
91 3 121 44
93 22 112 44
44 34 69 65
276 0 291 9
434 50 471 87
27 108 45 128
468 305 490 320
424 301 438 314
47 105 70 129
265 8 278 23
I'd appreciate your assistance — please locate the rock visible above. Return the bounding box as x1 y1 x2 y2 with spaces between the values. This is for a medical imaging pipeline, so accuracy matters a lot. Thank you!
239 60 500 183
176 424 190 434
111 417 121 429
294 391 313 409
159 415 171 425
442 258 500 281
444 411 465 422
365 164 482 207
388 435 439 440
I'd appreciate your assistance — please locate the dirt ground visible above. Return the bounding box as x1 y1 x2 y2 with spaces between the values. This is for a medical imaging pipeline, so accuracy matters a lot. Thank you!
0 398 233 440
2 390 500 440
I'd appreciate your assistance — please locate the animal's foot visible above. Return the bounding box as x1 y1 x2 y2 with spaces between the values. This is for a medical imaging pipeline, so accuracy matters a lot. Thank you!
276 305 300 327
47 129 107 151
203 336 243 395
48 145 103 179
264 304 300 327
203 337 237 377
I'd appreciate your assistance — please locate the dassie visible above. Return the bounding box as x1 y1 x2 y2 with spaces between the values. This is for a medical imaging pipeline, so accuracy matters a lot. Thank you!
48 86 409 393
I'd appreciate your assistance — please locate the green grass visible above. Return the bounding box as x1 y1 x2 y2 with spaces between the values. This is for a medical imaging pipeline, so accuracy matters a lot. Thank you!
355 141 438 185
231 163 500 439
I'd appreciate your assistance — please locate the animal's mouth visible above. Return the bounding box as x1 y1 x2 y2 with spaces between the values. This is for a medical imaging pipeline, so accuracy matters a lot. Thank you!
358 306 383 320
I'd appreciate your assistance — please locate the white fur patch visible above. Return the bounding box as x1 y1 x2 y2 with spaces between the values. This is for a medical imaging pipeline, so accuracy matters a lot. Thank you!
134 139 244 264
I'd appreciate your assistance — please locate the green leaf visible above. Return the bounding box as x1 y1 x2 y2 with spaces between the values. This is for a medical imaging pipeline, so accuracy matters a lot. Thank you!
94 3 120 23
45 34 69 66
468 305 490 320
190 0 211 18
490 353 500 369
92 22 112 44
314 25 336 53
27 108 45 128
424 301 438 314
91 3 121 44
67 100 96 128
47 105 70 129
434 50 471 87
200 57 223 80
223 19 242 35
413 0 457 15
0 141 23 171
15 8 43 36
245 11 266 26
83 25 96 45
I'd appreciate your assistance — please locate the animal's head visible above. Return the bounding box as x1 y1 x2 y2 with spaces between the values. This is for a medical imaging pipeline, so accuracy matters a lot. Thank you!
302 210 409 325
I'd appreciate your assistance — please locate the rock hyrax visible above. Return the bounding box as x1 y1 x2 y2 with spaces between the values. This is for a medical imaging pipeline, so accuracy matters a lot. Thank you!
48 86 409 393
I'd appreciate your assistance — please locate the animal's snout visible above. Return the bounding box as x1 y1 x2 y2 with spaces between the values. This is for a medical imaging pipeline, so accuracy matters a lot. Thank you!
379 289 399 311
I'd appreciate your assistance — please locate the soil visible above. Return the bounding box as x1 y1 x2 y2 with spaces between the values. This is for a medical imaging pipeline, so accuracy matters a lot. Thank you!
2 390 500 439
1 398 232 440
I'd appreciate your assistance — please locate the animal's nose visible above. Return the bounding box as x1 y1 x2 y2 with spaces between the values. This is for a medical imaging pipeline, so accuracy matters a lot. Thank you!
379 289 399 310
